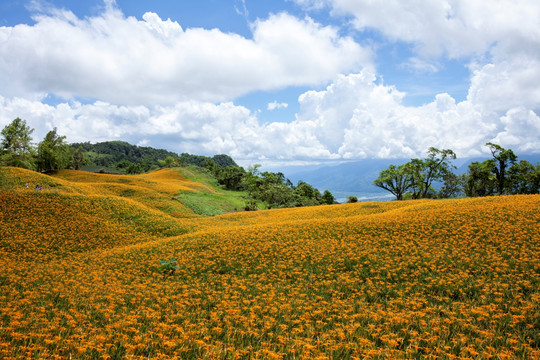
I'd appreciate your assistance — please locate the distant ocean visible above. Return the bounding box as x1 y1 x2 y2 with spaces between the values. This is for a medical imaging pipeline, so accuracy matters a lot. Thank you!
332 191 395 204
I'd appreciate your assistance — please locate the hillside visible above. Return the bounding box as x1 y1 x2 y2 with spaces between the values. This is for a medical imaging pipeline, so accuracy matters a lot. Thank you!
72 141 237 174
0 167 539 359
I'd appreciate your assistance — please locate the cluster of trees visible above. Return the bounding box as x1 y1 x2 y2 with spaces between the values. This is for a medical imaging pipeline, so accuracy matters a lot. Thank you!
0 117 239 175
0 118 84 172
1 117 333 210
374 144 540 200
73 141 239 174
73 141 182 174
214 164 335 209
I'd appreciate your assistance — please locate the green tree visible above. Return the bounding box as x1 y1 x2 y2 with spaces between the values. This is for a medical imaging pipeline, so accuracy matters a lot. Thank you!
36 128 71 172
485 142 517 195
259 183 295 208
409 147 457 199
507 160 539 194
0 117 36 169
242 164 263 197
373 164 412 200
464 160 496 197
164 155 181 167
217 165 246 191
293 181 322 206
346 195 358 203
438 172 466 198
125 161 144 174
321 190 335 205
70 146 85 170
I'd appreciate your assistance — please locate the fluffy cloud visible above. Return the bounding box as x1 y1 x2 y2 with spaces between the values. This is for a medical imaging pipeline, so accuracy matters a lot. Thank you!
1 1 538 164
0 4 370 105
2 71 537 165
294 0 540 58
289 0 540 158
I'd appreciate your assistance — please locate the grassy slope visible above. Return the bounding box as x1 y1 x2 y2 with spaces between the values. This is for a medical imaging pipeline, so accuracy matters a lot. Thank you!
0 166 539 359
175 166 258 215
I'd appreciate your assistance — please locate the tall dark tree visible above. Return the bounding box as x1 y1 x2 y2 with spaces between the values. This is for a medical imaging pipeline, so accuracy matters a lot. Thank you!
294 181 322 206
0 117 36 169
439 172 466 198
485 142 517 195
507 160 539 194
464 160 497 197
70 146 85 170
37 128 71 172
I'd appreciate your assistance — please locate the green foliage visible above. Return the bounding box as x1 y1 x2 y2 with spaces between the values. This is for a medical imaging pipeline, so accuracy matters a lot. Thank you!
36 128 72 172
151 259 180 277
485 142 518 195
465 160 497 197
407 148 456 199
322 189 335 204
75 141 183 173
438 172 466 198
374 148 458 200
217 165 245 191
463 144 538 197
373 164 412 200
212 154 238 168
70 146 85 170
507 160 540 194
244 200 259 211
215 164 330 209
178 190 247 216
75 142 239 176
347 195 358 203
0 118 36 170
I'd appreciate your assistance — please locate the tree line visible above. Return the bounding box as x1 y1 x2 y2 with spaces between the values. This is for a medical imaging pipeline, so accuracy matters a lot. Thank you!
1 117 335 209
373 144 540 200
72 141 237 174
0 118 83 173
214 164 335 209
0 118 236 174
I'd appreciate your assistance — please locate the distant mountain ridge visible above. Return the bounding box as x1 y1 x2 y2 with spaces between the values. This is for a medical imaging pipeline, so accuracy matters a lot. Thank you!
279 154 540 196
71 141 237 173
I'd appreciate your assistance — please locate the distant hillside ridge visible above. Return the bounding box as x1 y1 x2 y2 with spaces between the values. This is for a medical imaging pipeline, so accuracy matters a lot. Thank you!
71 140 237 174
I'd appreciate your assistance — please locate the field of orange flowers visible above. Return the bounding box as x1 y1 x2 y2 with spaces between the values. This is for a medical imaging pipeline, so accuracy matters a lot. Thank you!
1 166 539 359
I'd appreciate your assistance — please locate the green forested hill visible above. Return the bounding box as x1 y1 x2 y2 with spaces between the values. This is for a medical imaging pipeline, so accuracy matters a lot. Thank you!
72 141 237 174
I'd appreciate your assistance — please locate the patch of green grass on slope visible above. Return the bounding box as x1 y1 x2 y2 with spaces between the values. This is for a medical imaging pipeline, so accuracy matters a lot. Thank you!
175 166 260 216
178 189 248 216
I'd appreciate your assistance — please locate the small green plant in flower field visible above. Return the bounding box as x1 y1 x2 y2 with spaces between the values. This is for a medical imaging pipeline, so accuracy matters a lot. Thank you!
153 258 179 277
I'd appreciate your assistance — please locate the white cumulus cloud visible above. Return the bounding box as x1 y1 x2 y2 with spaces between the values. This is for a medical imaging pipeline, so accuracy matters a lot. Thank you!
0 4 370 105
3 70 537 166
1 0 539 164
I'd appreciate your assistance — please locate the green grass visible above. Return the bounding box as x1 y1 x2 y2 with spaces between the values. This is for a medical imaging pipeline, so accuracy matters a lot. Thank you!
175 165 265 216
177 165 220 188
178 189 251 216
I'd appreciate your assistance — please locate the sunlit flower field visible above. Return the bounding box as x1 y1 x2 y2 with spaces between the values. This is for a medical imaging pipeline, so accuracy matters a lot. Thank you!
1 167 539 359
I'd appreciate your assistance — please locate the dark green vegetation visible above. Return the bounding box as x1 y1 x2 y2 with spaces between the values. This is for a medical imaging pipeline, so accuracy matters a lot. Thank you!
374 146 540 200
1 117 334 211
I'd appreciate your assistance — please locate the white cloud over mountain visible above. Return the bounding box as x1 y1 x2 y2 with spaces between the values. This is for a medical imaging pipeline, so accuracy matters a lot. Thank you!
0 0 539 164
2 69 538 163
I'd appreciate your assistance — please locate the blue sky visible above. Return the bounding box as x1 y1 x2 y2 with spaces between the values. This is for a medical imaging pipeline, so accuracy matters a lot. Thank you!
0 0 539 166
